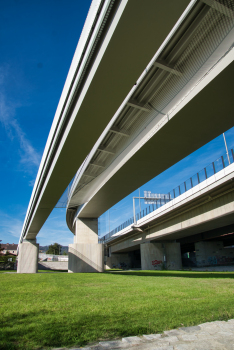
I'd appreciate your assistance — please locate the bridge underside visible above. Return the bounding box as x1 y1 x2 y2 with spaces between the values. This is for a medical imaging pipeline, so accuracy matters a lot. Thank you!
106 173 234 270
78 59 234 219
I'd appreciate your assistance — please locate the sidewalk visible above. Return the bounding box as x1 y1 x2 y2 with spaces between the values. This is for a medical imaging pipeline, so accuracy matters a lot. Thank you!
58 319 234 350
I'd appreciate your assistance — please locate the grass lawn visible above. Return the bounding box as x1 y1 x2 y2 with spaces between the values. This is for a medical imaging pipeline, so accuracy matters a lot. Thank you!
1 270 234 350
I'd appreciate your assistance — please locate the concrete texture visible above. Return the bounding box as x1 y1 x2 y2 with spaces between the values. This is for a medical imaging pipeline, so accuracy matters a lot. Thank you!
140 242 182 270
17 239 39 273
68 244 104 273
141 243 164 270
109 177 234 256
52 319 234 350
105 253 131 270
38 261 68 270
74 219 98 244
165 243 182 270
195 241 234 267
68 218 104 273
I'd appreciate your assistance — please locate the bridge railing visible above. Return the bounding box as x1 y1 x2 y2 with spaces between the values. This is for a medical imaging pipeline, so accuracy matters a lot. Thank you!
99 148 234 243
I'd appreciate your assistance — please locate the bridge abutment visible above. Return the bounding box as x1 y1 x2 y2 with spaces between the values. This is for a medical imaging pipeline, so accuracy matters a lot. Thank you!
68 218 104 273
17 239 39 273
140 242 182 270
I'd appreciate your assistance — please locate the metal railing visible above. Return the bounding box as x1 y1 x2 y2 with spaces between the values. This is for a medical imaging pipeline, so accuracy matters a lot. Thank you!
99 148 234 243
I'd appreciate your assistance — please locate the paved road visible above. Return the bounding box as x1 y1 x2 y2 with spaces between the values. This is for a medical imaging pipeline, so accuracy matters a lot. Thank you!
57 319 234 350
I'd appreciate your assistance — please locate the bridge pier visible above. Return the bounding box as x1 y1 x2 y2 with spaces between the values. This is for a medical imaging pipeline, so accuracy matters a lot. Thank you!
17 239 39 273
140 242 182 270
68 218 104 273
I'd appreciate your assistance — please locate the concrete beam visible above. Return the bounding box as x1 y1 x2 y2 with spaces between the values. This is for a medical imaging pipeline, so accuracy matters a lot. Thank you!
97 145 115 155
154 59 182 76
110 126 130 137
201 0 234 19
127 99 151 112
83 172 96 178
90 161 105 168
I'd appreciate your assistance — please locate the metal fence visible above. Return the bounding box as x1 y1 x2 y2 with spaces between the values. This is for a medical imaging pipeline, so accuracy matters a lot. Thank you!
99 149 234 243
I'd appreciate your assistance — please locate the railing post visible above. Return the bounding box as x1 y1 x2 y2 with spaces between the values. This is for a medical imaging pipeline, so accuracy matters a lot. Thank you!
231 149 234 162
197 173 200 184
204 168 207 179
190 177 193 188
212 162 216 174
221 155 225 168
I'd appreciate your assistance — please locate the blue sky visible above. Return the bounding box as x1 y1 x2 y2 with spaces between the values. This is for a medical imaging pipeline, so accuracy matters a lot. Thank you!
0 1 233 246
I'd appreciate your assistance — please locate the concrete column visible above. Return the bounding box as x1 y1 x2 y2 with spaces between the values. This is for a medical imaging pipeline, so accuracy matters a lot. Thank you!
17 239 39 273
140 242 182 270
165 242 182 270
68 218 104 273
141 243 165 270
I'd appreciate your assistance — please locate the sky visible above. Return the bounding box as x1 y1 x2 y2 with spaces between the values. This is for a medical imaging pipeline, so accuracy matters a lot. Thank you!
0 0 233 247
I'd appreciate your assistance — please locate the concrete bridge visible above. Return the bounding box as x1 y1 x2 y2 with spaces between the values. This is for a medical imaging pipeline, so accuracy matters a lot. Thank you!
102 158 234 270
18 0 234 273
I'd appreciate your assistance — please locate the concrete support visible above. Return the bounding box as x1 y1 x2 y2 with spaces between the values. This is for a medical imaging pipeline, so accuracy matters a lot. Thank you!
141 243 165 270
195 241 234 267
140 242 182 270
17 239 39 273
105 253 131 270
68 218 104 273
166 242 182 270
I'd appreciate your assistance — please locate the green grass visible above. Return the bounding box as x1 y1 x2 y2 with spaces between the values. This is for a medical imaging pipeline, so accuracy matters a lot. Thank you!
1 270 234 350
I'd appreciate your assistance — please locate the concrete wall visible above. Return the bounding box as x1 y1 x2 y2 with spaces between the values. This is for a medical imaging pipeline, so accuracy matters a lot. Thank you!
105 253 131 269
38 261 68 270
195 241 234 267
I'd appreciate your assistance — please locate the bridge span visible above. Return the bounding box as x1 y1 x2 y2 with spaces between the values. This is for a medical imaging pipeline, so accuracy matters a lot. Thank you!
18 0 234 273
102 159 234 270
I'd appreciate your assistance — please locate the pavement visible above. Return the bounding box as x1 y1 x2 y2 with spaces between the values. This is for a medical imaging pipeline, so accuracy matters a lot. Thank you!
54 319 234 350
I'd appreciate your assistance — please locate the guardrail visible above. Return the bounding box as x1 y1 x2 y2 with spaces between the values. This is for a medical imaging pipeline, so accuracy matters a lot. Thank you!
99 148 234 243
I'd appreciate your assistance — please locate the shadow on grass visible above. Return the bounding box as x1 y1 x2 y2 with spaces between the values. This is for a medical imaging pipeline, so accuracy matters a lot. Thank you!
105 270 234 279
0 309 148 350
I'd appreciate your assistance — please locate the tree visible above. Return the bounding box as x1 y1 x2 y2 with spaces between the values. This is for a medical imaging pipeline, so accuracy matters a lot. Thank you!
0 240 4 256
62 251 68 255
46 243 62 255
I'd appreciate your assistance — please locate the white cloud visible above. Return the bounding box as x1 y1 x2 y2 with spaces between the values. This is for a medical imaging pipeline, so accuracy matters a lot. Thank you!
0 66 41 171
0 93 40 168
0 211 23 243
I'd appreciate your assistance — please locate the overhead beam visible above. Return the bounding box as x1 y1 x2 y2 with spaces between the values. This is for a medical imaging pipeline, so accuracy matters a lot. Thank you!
90 161 105 168
154 59 182 76
127 99 151 112
83 172 96 178
97 145 115 155
200 0 234 19
110 126 130 137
